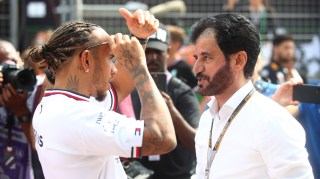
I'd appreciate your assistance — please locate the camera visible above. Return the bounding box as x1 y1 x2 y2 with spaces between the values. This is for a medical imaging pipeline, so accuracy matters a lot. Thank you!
0 61 36 92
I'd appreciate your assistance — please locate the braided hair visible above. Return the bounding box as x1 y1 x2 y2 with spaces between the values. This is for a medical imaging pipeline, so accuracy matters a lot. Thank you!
28 21 100 73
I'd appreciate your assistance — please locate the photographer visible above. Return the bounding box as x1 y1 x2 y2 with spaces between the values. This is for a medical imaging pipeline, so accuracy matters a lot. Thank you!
0 40 36 179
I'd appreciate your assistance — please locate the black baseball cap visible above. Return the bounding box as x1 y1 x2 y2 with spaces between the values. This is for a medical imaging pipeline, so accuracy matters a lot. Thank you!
146 23 170 52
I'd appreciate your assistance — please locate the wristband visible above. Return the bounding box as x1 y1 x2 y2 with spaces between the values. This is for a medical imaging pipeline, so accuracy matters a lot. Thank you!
130 34 149 45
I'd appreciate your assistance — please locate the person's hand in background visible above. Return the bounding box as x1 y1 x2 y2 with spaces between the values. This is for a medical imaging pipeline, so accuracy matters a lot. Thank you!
272 78 303 107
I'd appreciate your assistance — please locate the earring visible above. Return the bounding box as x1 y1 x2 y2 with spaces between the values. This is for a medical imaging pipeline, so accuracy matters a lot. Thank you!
85 69 89 72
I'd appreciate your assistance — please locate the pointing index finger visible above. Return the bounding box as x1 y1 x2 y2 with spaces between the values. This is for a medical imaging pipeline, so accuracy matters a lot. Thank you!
119 8 133 22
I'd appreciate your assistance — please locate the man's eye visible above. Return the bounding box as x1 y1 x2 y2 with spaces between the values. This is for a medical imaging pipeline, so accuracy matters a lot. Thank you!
111 57 117 64
108 55 116 64
204 56 213 62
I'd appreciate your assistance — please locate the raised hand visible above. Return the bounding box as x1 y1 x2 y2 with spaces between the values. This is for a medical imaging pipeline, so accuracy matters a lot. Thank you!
119 8 159 39
108 33 147 74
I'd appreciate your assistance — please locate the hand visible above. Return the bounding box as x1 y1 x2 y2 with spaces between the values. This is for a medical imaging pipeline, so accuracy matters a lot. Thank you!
160 91 175 110
272 79 302 107
108 33 147 71
0 84 29 116
161 91 181 123
119 8 159 39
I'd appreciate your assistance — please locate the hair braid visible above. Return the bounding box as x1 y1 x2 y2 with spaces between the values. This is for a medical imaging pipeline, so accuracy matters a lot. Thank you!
28 21 100 72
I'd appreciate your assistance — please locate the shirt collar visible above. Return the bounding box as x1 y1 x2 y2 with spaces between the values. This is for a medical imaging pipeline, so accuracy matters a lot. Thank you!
165 71 172 84
44 89 89 102
207 81 254 121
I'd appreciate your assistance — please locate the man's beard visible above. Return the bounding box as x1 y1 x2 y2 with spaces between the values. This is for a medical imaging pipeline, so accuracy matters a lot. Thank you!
196 61 234 96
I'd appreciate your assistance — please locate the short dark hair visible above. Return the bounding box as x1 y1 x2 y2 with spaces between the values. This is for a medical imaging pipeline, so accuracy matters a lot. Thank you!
272 34 294 46
190 13 260 78
28 21 100 72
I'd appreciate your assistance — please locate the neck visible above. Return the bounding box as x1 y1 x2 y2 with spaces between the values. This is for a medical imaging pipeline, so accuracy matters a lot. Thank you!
53 63 90 96
215 77 250 110
167 53 177 66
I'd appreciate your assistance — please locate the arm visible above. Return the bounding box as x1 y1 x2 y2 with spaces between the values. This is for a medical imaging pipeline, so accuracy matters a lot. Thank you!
112 8 157 102
285 105 299 117
271 79 302 117
109 33 176 156
0 84 35 150
161 91 199 152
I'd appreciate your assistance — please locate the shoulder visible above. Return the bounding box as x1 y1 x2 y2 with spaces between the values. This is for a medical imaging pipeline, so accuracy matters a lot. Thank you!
177 60 193 68
168 77 191 90
249 92 292 119
168 77 194 97
249 93 302 130
247 93 305 139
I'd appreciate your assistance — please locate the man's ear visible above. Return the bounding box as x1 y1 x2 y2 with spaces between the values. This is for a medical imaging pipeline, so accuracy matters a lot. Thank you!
80 50 90 72
166 46 171 57
233 51 247 70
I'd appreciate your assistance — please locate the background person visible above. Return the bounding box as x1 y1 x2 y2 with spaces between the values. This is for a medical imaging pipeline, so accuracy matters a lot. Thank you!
0 40 35 179
166 24 198 90
224 0 277 39
260 34 303 84
130 23 200 179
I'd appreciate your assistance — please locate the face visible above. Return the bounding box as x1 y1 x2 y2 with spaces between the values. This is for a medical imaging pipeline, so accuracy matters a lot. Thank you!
0 42 23 67
249 0 263 7
87 29 117 101
145 48 167 73
193 34 234 96
274 40 296 65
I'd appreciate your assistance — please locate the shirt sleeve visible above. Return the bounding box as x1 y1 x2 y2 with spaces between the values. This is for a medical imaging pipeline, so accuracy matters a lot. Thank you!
80 109 144 158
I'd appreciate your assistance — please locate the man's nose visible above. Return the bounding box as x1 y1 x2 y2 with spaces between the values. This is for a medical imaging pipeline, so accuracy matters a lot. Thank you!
111 63 118 76
193 59 204 74
146 52 158 61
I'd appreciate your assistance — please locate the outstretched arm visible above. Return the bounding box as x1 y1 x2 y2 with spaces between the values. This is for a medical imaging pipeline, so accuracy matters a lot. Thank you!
112 8 158 102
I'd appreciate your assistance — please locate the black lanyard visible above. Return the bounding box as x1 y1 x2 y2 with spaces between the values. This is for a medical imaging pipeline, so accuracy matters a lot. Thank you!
205 88 255 178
